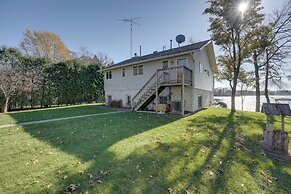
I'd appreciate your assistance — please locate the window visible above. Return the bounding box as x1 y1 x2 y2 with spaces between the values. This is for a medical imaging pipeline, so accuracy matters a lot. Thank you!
133 65 143 76
138 65 143 75
122 68 125 77
162 60 168 69
198 96 203 108
127 96 131 105
106 71 112 79
107 95 112 103
133 66 137 76
177 58 187 66
199 62 204 73
160 96 168 104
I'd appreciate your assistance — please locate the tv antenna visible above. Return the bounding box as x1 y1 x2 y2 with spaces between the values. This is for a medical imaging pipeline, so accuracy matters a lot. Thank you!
119 17 140 58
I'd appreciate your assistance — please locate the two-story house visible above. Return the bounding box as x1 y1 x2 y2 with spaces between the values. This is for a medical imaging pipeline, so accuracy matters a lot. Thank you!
103 40 217 115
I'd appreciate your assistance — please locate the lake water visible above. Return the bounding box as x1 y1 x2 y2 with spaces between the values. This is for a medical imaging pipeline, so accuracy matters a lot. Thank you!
215 95 291 112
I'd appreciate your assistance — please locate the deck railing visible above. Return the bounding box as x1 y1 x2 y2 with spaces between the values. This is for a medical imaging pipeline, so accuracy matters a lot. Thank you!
131 66 192 110
157 66 192 85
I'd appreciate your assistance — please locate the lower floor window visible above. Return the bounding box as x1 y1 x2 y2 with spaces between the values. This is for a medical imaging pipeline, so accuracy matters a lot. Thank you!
107 95 112 103
160 96 168 104
198 96 203 108
127 96 131 105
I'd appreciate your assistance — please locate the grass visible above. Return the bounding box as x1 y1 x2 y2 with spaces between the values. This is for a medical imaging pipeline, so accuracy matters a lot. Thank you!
0 106 290 193
0 104 116 126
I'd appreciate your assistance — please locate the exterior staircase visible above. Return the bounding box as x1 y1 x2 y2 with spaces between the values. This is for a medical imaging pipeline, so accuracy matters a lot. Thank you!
131 72 164 111
131 66 192 111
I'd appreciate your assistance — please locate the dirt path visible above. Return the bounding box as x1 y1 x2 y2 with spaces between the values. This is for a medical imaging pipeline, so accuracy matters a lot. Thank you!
0 111 126 129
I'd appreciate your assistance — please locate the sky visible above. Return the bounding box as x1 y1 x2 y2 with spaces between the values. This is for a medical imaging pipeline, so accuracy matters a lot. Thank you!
0 0 288 87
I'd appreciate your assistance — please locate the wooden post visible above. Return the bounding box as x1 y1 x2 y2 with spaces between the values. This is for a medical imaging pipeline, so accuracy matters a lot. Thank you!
281 115 285 131
182 68 185 116
156 70 159 112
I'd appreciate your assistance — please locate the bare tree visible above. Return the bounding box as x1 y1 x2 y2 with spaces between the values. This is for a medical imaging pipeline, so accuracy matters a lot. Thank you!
95 52 114 67
78 46 93 58
0 47 24 112
263 1 291 103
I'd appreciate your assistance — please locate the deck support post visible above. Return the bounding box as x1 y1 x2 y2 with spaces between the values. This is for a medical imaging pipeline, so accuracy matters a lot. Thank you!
182 69 185 116
156 70 159 112
281 115 285 131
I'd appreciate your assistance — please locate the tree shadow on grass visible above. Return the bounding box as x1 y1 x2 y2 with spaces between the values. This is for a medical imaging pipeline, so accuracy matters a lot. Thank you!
17 112 183 193
7 109 291 193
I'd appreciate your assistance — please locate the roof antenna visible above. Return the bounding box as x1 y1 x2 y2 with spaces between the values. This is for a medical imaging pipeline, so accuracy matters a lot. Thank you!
119 17 140 58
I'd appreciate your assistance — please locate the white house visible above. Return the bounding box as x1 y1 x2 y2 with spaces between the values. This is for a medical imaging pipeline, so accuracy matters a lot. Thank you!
103 40 217 115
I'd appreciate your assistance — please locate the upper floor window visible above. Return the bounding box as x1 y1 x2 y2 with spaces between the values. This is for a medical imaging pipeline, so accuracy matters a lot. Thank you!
138 65 143 75
177 58 187 67
162 60 168 69
122 68 125 77
106 71 112 79
133 65 143 76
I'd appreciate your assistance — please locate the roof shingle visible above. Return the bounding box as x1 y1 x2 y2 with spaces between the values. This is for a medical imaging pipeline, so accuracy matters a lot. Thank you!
105 40 210 69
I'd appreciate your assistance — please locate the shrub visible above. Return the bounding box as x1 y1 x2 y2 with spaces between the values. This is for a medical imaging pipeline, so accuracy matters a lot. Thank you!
96 96 105 103
109 100 123 108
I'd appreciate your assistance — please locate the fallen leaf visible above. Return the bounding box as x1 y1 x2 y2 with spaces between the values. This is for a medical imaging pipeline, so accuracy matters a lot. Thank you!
46 184 52 188
88 180 95 187
65 183 80 192
168 187 173 193
88 173 93 179
217 168 224 174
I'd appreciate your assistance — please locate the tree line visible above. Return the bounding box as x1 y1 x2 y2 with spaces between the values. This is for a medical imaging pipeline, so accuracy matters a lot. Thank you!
205 0 291 112
0 30 110 113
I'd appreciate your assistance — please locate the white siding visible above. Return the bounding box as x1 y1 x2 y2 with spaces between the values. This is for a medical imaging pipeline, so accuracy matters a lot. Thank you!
192 48 214 91
104 45 216 112
104 54 193 106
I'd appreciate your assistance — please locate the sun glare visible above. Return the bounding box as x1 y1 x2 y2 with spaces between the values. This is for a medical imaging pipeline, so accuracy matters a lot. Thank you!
238 2 248 14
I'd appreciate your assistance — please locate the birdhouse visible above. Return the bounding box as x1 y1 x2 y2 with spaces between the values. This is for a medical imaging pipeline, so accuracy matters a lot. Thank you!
261 103 291 155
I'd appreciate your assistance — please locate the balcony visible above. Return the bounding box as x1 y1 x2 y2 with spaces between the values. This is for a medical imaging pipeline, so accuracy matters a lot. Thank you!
157 66 192 86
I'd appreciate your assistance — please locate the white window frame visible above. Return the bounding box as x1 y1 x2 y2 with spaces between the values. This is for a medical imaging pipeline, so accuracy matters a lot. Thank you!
162 60 168 69
138 65 143 75
133 65 143 76
122 68 125 77
127 96 131 105
198 95 203 108
107 95 112 103
106 71 112 79
177 58 187 67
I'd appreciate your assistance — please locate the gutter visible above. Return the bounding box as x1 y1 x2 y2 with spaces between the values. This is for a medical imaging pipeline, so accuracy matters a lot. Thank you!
101 51 194 72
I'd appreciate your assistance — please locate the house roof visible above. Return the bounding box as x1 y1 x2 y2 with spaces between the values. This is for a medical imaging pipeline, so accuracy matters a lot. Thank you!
261 103 291 116
104 40 212 70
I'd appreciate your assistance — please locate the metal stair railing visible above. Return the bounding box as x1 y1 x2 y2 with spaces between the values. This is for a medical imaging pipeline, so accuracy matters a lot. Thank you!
131 72 157 110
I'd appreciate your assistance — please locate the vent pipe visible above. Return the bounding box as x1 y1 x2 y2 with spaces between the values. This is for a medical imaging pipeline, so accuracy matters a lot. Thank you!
170 39 173 49
139 45 142 57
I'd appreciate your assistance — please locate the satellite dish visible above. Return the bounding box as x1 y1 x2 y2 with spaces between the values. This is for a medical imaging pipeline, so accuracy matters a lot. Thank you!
176 34 185 45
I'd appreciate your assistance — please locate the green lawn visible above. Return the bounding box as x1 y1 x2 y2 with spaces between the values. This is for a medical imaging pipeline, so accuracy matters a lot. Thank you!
0 104 116 126
0 107 290 193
